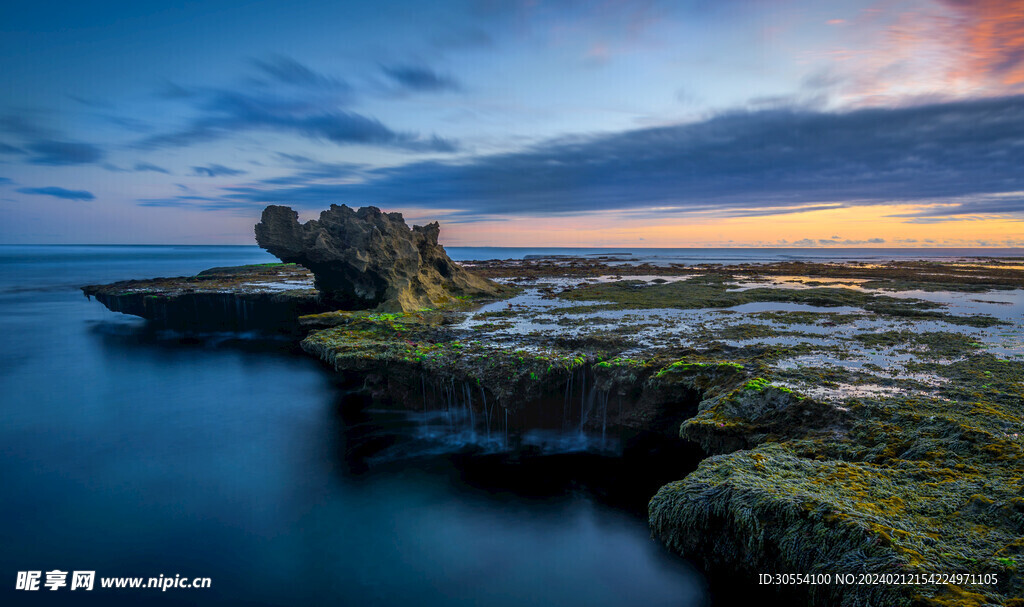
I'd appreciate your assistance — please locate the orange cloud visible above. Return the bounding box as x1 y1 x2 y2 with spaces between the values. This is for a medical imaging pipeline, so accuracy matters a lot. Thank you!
811 1 1024 106
942 0 1024 85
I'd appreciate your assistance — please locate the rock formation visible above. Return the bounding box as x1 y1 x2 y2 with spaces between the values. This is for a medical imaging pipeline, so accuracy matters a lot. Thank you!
255 204 502 311
82 263 328 332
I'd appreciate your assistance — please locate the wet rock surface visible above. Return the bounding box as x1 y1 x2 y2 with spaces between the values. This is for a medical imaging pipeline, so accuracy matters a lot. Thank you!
255 204 504 311
81 263 329 331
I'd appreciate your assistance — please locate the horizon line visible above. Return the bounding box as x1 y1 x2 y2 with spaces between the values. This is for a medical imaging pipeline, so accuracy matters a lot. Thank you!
3 243 1024 251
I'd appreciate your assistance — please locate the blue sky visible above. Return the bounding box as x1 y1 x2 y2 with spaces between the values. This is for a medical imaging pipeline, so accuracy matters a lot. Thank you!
2 0 1023 246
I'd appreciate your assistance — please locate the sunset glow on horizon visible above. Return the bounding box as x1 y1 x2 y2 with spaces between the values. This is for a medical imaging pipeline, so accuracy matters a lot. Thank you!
2 0 1024 246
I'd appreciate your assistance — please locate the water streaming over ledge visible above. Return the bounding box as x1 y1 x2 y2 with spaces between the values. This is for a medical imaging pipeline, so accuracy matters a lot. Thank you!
397 367 619 455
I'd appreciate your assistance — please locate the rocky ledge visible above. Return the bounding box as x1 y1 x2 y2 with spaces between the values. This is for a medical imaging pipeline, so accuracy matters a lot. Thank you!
81 263 330 331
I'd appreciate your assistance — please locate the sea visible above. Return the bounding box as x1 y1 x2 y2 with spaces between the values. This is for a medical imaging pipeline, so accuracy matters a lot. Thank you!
2 245 1021 606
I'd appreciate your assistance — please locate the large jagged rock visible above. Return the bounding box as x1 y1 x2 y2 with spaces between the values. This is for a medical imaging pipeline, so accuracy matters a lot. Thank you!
255 204 502 311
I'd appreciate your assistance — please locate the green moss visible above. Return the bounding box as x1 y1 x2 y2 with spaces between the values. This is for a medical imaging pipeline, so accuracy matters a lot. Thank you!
743 377 770 391
655 360 745 379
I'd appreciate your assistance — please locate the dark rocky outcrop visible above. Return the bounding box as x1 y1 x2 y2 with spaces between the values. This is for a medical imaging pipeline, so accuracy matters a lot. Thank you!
255 204 503 311
82 263 330 332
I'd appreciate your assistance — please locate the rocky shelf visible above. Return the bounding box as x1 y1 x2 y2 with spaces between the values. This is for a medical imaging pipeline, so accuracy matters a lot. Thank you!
83 257 1024 607
81 263 331 331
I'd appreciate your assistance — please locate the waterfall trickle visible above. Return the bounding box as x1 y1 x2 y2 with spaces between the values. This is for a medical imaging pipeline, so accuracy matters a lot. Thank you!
579 366 586 432
600 389 610 446
563 368 574 432
402 370 622 456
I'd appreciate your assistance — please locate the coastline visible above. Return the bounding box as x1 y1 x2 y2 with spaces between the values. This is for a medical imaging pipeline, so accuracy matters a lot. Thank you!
80 254 1024 606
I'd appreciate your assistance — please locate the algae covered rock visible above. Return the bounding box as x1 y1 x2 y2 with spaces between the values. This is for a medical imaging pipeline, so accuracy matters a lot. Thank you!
681 378 850 453
650 366 1024 607
649 441 1021 607
255 204 502 311
649 446 913 607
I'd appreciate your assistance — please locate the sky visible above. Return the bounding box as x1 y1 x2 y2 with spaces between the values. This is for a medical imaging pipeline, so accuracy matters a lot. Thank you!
1 0 1024 247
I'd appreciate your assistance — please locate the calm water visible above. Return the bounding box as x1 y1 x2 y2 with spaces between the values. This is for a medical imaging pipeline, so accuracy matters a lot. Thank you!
0 246 709 606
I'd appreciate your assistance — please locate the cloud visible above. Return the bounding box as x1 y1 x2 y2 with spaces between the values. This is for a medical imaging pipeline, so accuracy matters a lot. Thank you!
249 56 350 91
136 195 259 213
140 90 456 152
816 236 886 245
382 65 461 92
191 164 247 177
157 81 196 99
817 237 885 245
68 95 113 109
885 191 1024 218
274 152 314 163
101 115 153 133
714 204 847 218
180 95 1024 220
139 58 456 153
16 186 95 200
0 115 48 138
134 162 170 174
431 28 493 50
821 1 1024 105
0 113 105 165
940 0 1024 85
27 140 105 165
259 160 365 186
